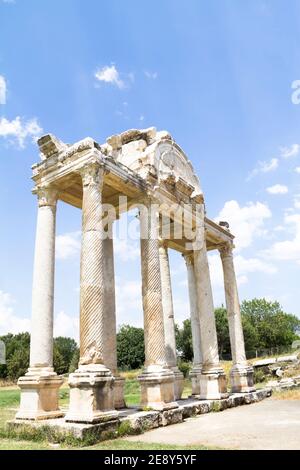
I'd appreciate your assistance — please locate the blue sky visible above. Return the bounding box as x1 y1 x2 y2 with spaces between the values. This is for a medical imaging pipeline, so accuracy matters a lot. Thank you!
1 0 300 340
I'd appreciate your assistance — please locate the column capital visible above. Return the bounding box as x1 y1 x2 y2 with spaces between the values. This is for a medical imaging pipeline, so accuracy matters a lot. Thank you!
219 241 234 259
79 163 104 188
36 186 58 207
183 252 194 266
158 238 168 249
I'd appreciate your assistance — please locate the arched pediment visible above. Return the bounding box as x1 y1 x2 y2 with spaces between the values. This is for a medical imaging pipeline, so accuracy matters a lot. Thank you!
113 128 202 196
153 138 202 195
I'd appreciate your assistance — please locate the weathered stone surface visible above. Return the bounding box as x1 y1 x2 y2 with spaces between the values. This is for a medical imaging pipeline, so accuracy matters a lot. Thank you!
122 411 160 433
159 408 183 426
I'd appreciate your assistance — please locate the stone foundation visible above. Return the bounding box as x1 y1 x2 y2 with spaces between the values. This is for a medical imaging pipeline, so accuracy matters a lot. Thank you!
198 370 228 400
15 373 63 421
138 367 177 411
230 365 255 393
65 366 118 424
9 388 272 443
113 376 126 409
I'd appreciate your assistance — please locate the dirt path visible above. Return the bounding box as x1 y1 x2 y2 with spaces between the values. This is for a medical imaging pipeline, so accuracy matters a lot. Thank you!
125 398 300 450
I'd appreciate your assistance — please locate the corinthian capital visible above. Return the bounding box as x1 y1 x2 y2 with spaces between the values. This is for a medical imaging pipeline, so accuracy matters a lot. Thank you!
79 163 104 188
219 241 234 259
36 187 58 207
183 252 194 266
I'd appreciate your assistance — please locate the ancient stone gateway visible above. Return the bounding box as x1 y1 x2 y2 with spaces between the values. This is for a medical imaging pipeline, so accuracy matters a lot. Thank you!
15 127 254 425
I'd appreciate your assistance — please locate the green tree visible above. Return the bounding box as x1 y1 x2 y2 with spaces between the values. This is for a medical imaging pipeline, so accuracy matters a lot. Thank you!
6 348 29 380
69 348 80 373
53 337 78 374
241 298 300 350
0 332 30 379
175 319 193 361
116 325 145 369
215 307 230 358
0 333 79 380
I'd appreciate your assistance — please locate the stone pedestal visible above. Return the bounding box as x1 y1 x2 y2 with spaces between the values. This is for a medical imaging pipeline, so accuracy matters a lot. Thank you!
65 365 118 424
230 364 255 393
16 369 63 421
190 364 203 396
113 376 126 409
199 367 228 400
138 366 177 411
172 367 184 401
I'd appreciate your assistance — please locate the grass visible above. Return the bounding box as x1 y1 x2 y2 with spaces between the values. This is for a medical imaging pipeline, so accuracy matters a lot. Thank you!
272 388 300 400
0 437 213 451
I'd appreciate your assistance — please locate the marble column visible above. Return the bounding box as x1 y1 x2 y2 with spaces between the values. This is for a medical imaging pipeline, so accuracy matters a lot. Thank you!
193 242 228 399
66 164 118 423
102 235 125 409
159 241 184 400
219 243 255 393
138 202 177 410
183 253 203 396
16 187 63 420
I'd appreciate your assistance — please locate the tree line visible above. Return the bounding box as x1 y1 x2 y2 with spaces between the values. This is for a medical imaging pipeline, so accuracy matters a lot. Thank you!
0 298 299 379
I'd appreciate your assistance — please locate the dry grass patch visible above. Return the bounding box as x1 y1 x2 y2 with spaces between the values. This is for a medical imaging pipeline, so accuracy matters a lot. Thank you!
272 388 300 400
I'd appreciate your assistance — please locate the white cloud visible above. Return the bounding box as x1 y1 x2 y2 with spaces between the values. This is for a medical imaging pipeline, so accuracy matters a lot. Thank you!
0 75 6 104
56 231 81 260
295 167 300 174
247 157 278 180
0 116 43 148
54 310 79 341
114 238 140 262
144 70 158 80
139 114 145 122
115 278 142 327
95 65 125 89
266 184 288 195
208 253 276 290
280 144 300 159
0 291 30 335
263 213 300 264
215 200 272 251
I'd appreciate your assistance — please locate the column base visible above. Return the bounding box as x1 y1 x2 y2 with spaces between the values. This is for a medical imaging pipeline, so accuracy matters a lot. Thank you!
138 365 178 411
230 364 255 393
189 364 202 396
65 364 118 424
172 367 184 400
198 366 228 400
113 375 126 409
15 368 63 421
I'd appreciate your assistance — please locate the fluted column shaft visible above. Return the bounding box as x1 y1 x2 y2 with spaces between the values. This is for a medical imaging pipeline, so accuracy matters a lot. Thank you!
159 242 177 368
219 243 246 365
79 164 108 366
16 187 63 421
140 204 168 367
159 241 184 400
138 201 176 409
193 244 221 371
219 242 254 393
184 254 202 367
30 187 58 370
